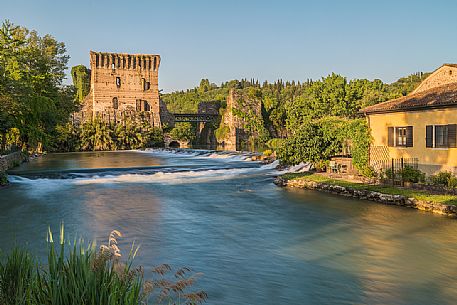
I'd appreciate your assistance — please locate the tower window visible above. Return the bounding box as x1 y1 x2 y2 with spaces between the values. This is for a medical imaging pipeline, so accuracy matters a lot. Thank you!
116 77 121 88
133 57 136 69
143 100 150 111
142 78 150 91
112 97 118 109
153 57 157 71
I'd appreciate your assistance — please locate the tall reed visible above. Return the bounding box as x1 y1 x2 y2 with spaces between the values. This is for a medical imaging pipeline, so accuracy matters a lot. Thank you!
0 225 207 305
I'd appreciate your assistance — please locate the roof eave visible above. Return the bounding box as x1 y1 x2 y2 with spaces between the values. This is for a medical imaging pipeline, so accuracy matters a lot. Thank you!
362 103 457 115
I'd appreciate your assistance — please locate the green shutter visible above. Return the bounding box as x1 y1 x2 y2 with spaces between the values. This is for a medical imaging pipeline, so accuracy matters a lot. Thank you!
448 124 457 148
406 126 413 147
426 125 433 148
387 127 394 147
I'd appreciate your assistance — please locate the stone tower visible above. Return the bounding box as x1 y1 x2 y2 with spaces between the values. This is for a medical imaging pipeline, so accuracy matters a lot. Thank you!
79 51 161 127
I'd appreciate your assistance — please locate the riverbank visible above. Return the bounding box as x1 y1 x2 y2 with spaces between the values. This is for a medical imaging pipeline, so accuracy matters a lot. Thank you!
0 151 28 186
274 172 457 217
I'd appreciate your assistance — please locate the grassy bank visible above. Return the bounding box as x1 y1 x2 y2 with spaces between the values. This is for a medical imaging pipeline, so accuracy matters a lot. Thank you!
281 172 457 206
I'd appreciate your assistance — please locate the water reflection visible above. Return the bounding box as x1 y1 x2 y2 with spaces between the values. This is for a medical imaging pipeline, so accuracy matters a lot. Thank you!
2 151 457 304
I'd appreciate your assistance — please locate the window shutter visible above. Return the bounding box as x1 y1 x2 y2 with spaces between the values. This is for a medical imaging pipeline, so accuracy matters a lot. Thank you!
448 124 457 148
406 126 413 147
387 127 394 147
426 125 433 148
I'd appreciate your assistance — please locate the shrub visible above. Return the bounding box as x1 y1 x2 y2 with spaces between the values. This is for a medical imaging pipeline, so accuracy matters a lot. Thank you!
448 176 457 188
360 166 377 178
215 125 230 141
401 166 425 183
0 172 7 186
262 149 273 157
170 122 196 142
383 168 394 180
314 160 329 172
266 138 284 151
430 171 453 186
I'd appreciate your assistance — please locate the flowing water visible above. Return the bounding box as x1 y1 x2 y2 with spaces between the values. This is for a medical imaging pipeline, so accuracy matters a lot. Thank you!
2 150 457 304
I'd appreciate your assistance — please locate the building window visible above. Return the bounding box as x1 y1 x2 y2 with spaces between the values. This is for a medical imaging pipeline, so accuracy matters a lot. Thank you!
153 57 157 71
428 124 457 148
112 97 118 109
396 127 407 147
142 78 150 91
116 77 121 88
387 126 413 147
435 125 449 148
143 100 150 111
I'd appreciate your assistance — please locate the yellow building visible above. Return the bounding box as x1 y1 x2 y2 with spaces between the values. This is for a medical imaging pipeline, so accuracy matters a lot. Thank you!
362 64 457 175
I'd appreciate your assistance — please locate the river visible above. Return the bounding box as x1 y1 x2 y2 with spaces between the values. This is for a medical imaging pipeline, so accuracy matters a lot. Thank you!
2 150 457 304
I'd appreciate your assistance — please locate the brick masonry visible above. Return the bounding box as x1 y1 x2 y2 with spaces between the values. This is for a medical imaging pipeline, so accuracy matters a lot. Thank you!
78 51 162 127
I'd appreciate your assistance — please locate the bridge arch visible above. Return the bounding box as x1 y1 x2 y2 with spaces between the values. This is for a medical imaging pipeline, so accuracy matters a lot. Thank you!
169 141 180 148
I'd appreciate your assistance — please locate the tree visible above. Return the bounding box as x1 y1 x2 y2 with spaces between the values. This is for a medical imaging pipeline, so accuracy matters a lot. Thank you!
170 123 196 142
0 19 75 152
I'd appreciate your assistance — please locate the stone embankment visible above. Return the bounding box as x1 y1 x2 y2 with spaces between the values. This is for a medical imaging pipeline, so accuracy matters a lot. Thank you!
0 151 26 172
274 176 457 217
0 151 27 185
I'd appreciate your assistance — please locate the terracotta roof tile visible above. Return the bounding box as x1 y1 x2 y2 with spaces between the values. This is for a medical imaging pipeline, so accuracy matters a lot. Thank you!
361 82 457 114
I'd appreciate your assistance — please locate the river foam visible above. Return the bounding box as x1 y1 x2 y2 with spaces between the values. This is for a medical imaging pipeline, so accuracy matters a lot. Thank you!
8 150 279 198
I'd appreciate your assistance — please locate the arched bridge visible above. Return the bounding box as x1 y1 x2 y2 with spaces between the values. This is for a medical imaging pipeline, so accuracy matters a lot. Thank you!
172 113 219 123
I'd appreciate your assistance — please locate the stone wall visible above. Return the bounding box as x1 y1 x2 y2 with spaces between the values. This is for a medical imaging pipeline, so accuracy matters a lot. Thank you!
274 177 457 217
75 51 162 127
219 89 262 150
0 151 26 172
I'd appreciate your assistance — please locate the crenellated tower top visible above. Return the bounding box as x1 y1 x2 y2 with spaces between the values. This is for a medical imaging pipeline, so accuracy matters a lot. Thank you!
89 51 161 72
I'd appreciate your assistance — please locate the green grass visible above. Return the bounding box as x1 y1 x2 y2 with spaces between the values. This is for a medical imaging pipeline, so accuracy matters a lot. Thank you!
282 173 457 205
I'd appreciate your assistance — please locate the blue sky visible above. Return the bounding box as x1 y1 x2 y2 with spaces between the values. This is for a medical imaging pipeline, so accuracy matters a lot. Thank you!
2 0 457 92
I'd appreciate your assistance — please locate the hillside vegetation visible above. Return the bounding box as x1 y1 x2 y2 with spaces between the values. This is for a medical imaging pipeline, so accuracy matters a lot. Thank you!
162 73 429 174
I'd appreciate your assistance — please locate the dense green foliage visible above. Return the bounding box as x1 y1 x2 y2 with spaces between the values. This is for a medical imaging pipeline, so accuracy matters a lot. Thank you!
0 171 8 186
162 72 427 173
71 65 90 103
162 73 428 137
400 166 426 183
0 20 77 153
430 171 454 187
54 119 164 152
169 122 196 142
